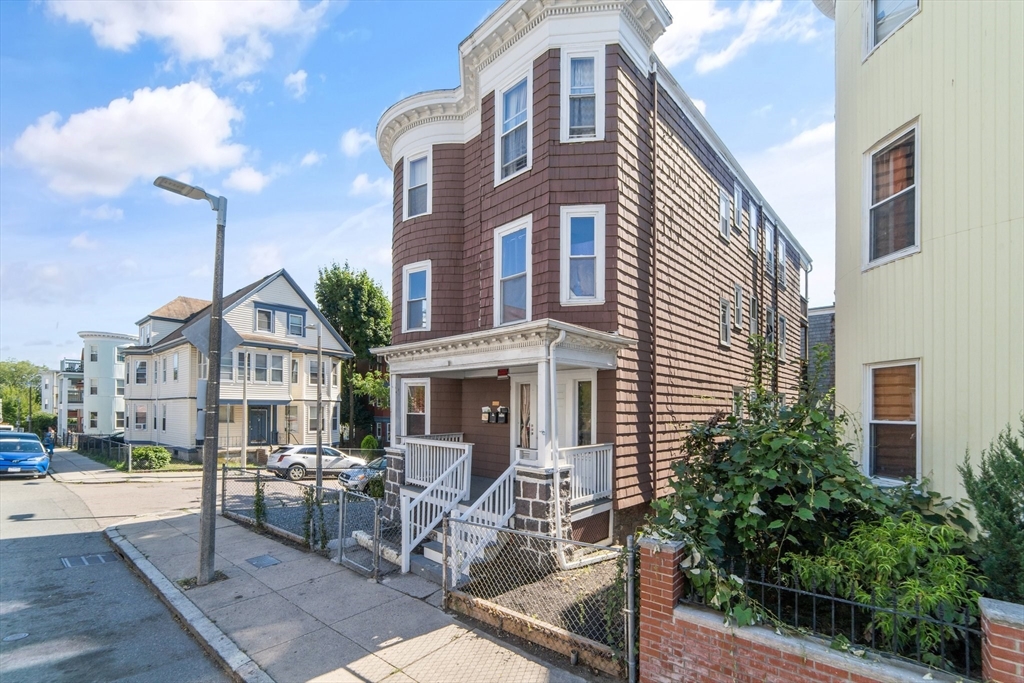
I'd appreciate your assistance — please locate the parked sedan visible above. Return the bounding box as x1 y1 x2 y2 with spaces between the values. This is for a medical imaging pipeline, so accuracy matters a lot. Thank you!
267 445 367 481
0 434 50 478
337 457 386 492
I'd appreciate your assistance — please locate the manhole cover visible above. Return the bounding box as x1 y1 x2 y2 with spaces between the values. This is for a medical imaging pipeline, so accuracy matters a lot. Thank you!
2 633 29 642
246 554 280 568
60 553 119 568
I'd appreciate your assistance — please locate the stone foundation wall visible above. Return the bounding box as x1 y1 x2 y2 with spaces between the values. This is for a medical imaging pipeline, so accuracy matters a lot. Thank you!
513 465 572 536
383 447 405 524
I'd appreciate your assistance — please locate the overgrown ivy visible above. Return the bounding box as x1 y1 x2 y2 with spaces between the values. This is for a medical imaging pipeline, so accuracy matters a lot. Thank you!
253 472 267 529
302 486 330 550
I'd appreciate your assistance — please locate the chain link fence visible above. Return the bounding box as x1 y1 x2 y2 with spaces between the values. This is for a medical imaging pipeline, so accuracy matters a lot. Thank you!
443 518 637 679
337 489 387 579
220 466 338 552
77 434 133 470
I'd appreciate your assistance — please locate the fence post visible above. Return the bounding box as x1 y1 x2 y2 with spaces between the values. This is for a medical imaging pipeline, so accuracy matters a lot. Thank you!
127 444 132 473
441 512 450 605
372 499 381 583
626 535 637 683
221 463 227 514
338 489 346 565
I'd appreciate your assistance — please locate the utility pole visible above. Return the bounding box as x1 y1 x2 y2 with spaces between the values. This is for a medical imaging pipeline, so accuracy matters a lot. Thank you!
306 323 323 496
241 351 248 471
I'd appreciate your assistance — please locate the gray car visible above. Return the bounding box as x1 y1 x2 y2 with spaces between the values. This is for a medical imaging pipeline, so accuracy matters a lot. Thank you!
267 445 366 481
337 456 386 492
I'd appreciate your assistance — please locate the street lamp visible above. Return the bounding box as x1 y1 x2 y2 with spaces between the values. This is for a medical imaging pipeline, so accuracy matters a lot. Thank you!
154 175 227 587
306 323 323 495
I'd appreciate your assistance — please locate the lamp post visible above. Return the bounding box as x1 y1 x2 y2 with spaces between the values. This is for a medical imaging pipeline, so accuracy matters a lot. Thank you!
306 323 323 495
154 175 227 587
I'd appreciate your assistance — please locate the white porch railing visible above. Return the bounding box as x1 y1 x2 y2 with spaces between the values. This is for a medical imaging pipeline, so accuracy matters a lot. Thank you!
560 443 613 506
394 432 463 447
450 460 520 578
405 437 471 488
400 445 472 573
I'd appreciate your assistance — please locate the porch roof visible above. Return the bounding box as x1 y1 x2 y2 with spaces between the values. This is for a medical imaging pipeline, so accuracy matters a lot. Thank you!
372 319 637 375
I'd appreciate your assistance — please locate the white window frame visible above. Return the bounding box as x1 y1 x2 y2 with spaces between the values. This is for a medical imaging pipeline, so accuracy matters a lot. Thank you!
493 215 533 327
291 358 298 384
403 148 432 220
253 353 268 382
161 405 167 431
719 298 732 347
862 120 921 270
559 205 606 306
172 352 179 381
134 404 147 430
559 46 605 143
307 359 324 386
733 182 743 229
401 260 432 333
749 296 759 338
863 359 921 483
733 284 744 331
494 72 532 186
135 360 147 385
748 200 759 252
863 0 921 60
308 405 324 433
90 345 98 362
764 217 775 278
89 411 98 429
256 307 273 333
288 313 304 337
778 242 788 290
270 355 284 383
402 378 430 438
116 379 124 396
779 315 788 362
162 358 167 383
718 187 731 242
765 306 776 345
89 379 97 395
115 411 125 429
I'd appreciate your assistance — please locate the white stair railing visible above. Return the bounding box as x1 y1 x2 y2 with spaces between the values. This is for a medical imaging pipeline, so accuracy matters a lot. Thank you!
405 437 471 488
400 445 472 573
450 460 520 580
560 444 613 505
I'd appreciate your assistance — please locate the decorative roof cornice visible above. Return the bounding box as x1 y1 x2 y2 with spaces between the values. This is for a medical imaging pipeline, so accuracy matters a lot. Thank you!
376 0 671 168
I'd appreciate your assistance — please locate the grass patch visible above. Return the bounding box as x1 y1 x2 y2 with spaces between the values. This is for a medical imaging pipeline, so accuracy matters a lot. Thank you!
176 571 229 590
75 448 207 472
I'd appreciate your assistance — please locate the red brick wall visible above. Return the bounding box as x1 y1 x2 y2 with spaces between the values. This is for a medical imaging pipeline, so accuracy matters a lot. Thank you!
982 598 1024 683
639 538 1021 683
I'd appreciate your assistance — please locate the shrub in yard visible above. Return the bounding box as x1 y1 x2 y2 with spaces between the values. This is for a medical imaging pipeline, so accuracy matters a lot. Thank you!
360 434 379 450
958 417 1024 603
131 446 171 470
365 476 384 499
787 512 985 669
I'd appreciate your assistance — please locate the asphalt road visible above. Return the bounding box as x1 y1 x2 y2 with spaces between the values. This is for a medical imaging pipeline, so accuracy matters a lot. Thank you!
0 458 231 682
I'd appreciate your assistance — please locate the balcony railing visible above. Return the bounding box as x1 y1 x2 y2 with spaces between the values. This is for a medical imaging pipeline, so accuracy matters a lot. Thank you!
66 391 84 404
405 437 473 489
61 360 83 373
559 443 613 506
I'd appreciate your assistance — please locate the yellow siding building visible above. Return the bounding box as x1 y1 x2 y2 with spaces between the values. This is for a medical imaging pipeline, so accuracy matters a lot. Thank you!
817 0 1023 499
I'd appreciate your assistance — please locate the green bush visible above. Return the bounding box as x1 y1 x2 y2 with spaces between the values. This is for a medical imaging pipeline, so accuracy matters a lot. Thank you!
360 434 379 450
787 512 985 669
958 417 1024 603
132 445 171 470
365 476 384 499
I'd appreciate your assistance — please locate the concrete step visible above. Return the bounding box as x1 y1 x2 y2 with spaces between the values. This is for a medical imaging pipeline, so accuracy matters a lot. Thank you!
422 540 443 564
410 553 443 585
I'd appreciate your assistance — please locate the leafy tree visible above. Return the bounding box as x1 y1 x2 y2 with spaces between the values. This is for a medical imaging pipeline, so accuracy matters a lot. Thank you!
959 417 1024 603
352 369 390 409
0 359 47 427
314 263 391 442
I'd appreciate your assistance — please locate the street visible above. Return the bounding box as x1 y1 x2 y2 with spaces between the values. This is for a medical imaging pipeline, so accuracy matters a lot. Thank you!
0 451 230 682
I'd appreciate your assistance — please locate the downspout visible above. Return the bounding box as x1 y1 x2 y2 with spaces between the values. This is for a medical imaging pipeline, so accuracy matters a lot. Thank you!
649 58 660 503
772 223 780 394
549 330 614 570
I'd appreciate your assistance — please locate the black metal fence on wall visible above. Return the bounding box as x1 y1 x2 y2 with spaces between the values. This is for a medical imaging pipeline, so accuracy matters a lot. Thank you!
681 561 983 680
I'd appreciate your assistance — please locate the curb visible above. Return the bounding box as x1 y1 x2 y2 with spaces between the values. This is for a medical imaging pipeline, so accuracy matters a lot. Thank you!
105 524 275 683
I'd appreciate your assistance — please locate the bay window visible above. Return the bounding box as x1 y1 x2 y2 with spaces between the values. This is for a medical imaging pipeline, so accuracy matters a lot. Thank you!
498 77 529 181
494 217 531 325
271 355 283 383
402 261 431 332
134 404 147 430
560 205 605 305
404 380 428 437
405 153 430 219
254 354 268 382
135 361 147 384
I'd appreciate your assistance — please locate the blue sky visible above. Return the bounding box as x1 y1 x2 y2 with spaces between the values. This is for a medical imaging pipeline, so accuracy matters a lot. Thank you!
0 0 835 367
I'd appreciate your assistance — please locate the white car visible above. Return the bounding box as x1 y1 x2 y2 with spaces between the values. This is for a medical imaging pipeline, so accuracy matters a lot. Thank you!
267 445 366 481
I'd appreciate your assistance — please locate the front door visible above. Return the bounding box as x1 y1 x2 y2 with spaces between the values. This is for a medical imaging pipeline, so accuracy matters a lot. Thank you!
249 407 269 444
512 380 537 460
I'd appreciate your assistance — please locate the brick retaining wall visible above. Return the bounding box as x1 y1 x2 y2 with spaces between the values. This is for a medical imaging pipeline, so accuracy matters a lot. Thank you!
982 597 1024 683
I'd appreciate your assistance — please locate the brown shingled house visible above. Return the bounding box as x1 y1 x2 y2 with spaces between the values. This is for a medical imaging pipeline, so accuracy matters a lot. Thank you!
372 0 812 574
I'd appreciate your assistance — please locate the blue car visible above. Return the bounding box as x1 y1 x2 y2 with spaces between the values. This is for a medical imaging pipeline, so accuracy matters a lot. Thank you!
0 434 50 478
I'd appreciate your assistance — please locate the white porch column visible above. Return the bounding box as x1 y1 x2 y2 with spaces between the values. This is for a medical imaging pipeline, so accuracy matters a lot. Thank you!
389 373 400 444
536 359 552 467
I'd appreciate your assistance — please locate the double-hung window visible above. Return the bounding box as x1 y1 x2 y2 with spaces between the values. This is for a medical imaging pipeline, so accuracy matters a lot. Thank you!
89 379 97 396
719 298 732 347
869 0 919 50
764 219 775 278
90 345 98 362
779 315 788 362
733 183 743 229
90 412 98 429
778 242 788 289
867 126 917 265
404 380 428 437
172 353 179 380
220 352 234 381
162 358 167 382
134 404 147 430
238 352 249 382
402 261 431 332
867 362 919 480
308 406 323 432
405 153 430 219
288 313 304 336
308 360 320 386
749 297 760 338
718 187 731 241
494 217 531 326
116 411 125 429
748 201 759 252
219 406 235 423
498 77 529 181
291 359 298 384
256 308 273 333
162 405 167 431
765 307 776 345
561 48 604 142
733 285 744 331
116 379 124 396
560 205 605 305
135 361 147 384
254 354 268 382
271 355 283 383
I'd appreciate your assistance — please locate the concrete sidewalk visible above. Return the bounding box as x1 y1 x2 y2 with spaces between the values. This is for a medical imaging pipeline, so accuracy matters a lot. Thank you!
107 509 592 683
49 448 205 484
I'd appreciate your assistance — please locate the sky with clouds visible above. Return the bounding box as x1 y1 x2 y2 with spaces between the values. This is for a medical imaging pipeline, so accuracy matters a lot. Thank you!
0 0 836 367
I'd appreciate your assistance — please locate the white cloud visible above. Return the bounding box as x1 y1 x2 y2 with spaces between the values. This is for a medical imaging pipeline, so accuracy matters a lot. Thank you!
80 204 123 220
224 166 271 193
300 151 323 167
70 231 98 250
690 98 707 116
340 128 374 158
246 243 283 276
349 173 391 198
13 82 245 197
656 0 820 74
753 103 774 117
237 80 260 94
742 122 835 306
189 264 211 278
46 0 329 78
284 69 307 99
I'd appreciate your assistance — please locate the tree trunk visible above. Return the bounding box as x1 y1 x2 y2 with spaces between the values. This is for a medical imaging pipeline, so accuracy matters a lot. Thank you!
348 360 355 445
